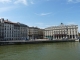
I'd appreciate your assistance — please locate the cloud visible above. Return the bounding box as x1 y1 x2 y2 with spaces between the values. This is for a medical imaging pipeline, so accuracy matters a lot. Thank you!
67 22 76 25
41 13 51 16
35 13 51 16
0 17 8 19
14 0 35 5
35 22 43 25
0 0 36 6
0 0 35 13
46 0 50 1
0 0 33 5
35 22 57 29
14 0 28 5
0 0 11 3
30 1 34 4
68 0 73 2
0 6 16 13
67 0 80 3
35 23 50 28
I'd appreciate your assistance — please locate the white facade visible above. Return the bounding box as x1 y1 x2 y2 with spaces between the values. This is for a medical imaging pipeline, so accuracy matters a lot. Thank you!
44 23 78 40
0 18 29 41
4 23 14 40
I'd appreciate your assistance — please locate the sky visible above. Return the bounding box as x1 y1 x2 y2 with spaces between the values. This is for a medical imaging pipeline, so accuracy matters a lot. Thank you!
0 0 80 32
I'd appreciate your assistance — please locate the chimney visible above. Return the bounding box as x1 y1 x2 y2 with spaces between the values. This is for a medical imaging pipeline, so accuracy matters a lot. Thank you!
1 18 4 21
6 19 8 22
1 18 4 23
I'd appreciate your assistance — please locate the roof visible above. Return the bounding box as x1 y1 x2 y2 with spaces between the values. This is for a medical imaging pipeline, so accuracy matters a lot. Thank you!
0 18 29 27
29 27 40 29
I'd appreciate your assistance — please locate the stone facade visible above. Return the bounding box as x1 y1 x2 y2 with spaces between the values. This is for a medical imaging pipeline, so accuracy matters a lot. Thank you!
44 23 78 40
28 27 44 39
0 18 4 40
19 23 29 40
0 18 29 41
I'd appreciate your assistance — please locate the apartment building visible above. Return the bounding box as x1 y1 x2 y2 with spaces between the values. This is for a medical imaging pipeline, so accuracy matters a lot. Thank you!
0 18 29 41
0 18 4 40
44 23 78 40
19 23 29 40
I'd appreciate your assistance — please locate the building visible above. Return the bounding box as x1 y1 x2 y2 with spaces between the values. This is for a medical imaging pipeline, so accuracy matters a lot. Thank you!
10 22 21 40
38 29 44 39
28 27 44 39
0 18 15 40
78 33 80 39
29 27 39 39
78 33 80 36
44 23 78 40
0 18 4 40
0 18 29 41
19 23 29 40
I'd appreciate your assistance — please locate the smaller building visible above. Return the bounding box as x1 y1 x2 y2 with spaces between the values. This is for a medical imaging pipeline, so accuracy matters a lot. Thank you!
78 33 80 36
28 27 44 39
78 33 80 39
18 23 29 40
38 29 44 39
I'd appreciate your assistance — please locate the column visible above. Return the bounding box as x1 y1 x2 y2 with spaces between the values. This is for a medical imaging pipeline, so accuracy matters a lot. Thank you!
75 35 76 39
58 36 59 39
68 35 70 39
66 35 67 39
57 35 58 39
62 35 63 39
61 35 62 39
63 35 64 39
56 36 57 39
59 35 60 39
58 35 59 39
72 35 73 39
53 35 54 40
66 35 68 39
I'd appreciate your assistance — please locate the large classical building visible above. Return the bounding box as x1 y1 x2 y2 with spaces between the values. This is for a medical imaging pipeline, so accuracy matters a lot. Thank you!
44 23 78 40
0 18 29 41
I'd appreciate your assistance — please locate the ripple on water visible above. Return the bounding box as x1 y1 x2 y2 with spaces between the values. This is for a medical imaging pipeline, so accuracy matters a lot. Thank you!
0 42 80 60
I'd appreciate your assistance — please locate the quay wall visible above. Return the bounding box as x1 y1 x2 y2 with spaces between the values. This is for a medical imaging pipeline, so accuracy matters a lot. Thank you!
0 40 76 46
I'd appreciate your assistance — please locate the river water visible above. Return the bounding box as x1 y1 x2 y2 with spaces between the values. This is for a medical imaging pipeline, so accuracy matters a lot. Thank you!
0 42 80 60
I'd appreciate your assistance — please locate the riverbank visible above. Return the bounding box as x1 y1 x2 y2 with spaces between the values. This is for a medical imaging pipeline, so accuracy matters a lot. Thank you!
0 39 76 46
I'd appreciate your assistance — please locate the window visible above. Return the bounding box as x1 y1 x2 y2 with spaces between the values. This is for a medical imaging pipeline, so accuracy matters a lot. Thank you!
10 28 11 30
5 28 6 30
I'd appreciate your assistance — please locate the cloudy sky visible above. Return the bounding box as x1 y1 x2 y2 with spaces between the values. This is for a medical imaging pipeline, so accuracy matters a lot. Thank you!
0 0 80 31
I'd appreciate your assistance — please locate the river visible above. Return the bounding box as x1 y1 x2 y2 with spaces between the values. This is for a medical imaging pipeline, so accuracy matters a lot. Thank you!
0 42 80 60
